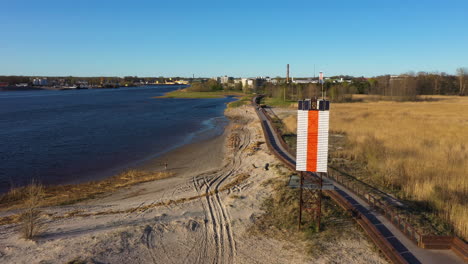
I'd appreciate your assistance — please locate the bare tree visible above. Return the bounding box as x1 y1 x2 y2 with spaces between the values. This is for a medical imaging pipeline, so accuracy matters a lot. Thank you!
456 67 467 96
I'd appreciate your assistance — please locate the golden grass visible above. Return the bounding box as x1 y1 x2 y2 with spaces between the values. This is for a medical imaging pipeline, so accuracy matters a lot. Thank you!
329 95 468 239
0 170 173 211
0 172 250 226
283 115 297 134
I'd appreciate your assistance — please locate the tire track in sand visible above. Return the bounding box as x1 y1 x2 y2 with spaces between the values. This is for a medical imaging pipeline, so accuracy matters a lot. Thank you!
192 123 252 264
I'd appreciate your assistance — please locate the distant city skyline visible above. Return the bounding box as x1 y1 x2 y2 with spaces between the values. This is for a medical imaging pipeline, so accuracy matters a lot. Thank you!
2 0 467 77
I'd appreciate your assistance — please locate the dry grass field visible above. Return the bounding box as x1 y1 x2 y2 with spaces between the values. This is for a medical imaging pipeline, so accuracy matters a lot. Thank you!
329 95 468 240
0 170 173 211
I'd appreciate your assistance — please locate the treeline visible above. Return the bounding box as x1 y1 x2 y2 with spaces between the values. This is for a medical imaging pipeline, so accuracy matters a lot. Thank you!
0 76 121 85
0 75 185 86
187 79 243 92
260 69 468 102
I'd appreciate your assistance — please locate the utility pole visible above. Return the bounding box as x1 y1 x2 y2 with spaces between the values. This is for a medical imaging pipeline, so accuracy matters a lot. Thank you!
284 64 290 102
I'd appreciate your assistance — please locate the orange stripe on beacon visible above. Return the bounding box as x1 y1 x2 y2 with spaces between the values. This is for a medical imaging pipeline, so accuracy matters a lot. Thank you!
296 99 330 173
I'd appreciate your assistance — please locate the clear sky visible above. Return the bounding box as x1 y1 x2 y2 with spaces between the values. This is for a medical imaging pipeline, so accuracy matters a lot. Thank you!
1 0 467 77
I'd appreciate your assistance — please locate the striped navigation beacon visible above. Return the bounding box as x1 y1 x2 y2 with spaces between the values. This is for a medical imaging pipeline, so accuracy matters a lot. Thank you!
296 99 330 173
291 98 331 231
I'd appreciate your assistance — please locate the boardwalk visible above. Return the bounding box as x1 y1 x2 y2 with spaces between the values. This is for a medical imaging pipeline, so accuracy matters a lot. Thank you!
253 98 463 264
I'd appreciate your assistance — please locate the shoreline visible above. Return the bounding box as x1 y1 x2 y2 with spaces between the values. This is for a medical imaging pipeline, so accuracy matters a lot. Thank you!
136 130 227 177
0 84 189 92
65 114 230 188
0 86 232 194
0 110 230 212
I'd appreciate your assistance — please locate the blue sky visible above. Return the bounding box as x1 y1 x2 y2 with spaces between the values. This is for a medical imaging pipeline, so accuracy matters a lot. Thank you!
1 0 467 77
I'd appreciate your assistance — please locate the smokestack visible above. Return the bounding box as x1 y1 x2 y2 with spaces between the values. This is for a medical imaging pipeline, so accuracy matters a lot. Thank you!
286 64 290 84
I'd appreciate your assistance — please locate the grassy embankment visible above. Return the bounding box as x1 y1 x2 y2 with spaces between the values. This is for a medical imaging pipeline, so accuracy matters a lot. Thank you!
262 97 296 107
157 89 243 99
266 95 468 240
0 170 173 212
156 88 253 108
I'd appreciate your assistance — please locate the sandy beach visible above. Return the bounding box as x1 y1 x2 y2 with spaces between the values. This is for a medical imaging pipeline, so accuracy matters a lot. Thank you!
0 105 386 264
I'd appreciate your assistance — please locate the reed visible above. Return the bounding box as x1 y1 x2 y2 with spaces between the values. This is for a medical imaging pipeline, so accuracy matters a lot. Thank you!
329 95 468 239
0 170 173 211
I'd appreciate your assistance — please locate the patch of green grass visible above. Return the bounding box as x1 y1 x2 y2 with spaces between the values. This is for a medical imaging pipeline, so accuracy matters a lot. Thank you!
157 89 245 99
282 134 297 153
262 97 296 107
228 95 254 108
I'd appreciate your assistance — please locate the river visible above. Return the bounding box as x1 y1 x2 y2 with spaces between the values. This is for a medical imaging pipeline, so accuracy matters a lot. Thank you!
0 86 234 193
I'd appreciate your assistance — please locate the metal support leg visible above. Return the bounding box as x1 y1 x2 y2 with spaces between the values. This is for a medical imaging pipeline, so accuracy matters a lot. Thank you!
298 171 303 230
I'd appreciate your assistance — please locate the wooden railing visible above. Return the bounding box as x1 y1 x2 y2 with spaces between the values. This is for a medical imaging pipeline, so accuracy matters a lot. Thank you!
328 152 468 261
253 95 468 263
252 96 408 264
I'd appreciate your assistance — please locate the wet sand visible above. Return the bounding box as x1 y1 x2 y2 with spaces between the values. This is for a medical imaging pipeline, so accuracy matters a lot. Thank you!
137 129 227 180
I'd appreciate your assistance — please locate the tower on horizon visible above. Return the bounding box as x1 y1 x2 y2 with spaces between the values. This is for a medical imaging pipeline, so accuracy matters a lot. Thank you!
286 64 290 84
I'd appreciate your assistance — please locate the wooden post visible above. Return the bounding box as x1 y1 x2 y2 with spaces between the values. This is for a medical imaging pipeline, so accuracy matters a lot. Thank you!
317 172 323 232
298 171 303 230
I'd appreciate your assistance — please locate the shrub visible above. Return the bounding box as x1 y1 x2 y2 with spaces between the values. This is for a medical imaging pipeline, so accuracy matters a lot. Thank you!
19 182 45 239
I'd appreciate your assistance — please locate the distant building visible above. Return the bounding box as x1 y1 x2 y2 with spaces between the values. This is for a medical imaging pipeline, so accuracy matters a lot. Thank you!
293 79 314 84
241 78 251 88
253 77 266 88
221 76 228 84
265 77 279 84
0 82 8 87
241 77 267 89
219 75 233 84
32 78 48 86
175 80 189 85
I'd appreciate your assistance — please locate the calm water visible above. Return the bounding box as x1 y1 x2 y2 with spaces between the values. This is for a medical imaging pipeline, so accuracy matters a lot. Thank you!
0 86 234 193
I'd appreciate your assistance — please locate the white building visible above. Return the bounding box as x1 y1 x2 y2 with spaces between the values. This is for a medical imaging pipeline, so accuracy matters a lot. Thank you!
219 75 234 84
293 79 314 84
241 78 254 88
32 78 48 86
